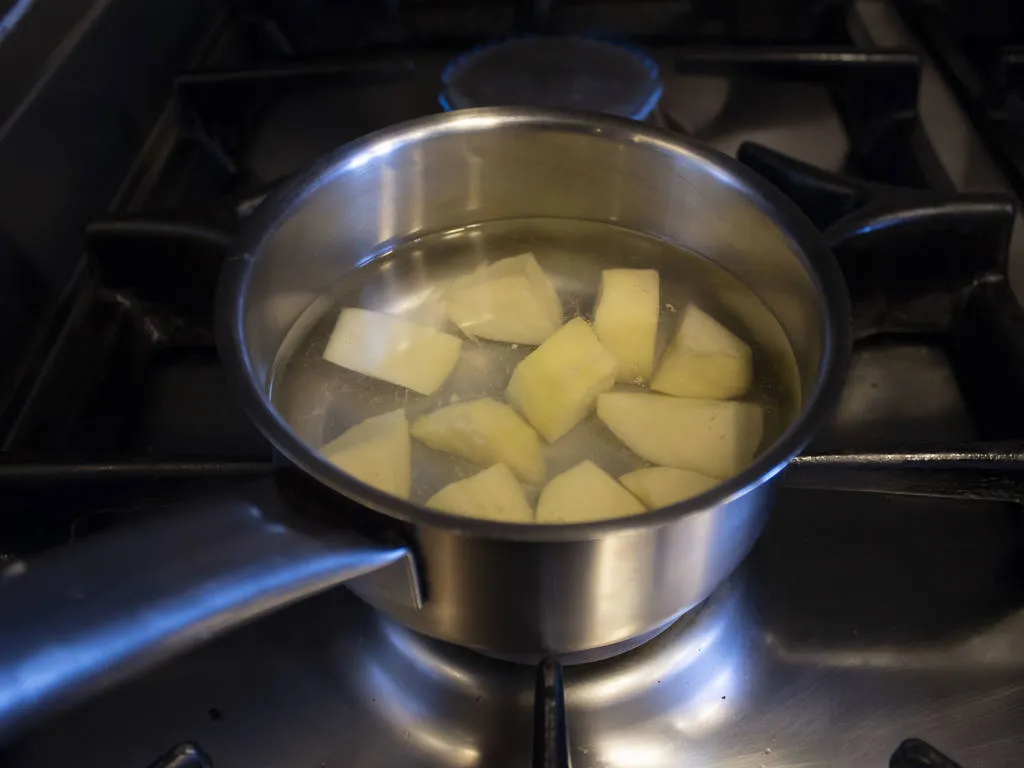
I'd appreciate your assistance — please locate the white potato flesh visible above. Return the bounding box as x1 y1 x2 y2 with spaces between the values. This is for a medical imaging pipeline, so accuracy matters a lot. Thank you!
445 253 563 345
651 305 753 399
411 398 545 485
506 318 618 443
536 461 645 523
619 467 720 509
593 268 660 382
597 392 763 478
427 464 534 523
322 308 462 395
321 409 411 499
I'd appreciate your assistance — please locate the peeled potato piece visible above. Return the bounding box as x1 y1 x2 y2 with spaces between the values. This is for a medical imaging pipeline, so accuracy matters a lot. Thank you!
619 467 720 509
411 398 545 484
597 392 763 479
536 461 645 523
446 253 563 345
506 318 618 443
593 268 660 382
321 409 411 499
651 305 753 399
322 308 462 395
427 464 534 522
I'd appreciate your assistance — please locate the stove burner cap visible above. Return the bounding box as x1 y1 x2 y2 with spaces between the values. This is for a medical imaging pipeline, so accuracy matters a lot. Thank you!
440 36 662 120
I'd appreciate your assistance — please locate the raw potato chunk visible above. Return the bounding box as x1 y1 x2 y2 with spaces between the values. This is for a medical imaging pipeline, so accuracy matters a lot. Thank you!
620 467 720 509
536 461 646 523
651 305 753 399
321 409 411 499
597 392 763 478
411 398 545 484
593 269 660 382
506 318 618 443
322 308 462 395
427 464 534 523
446 254 563 345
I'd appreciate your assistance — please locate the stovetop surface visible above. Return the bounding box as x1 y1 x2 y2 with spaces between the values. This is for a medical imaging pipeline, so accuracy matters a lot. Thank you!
5 491 1023 768
1 0 1024 766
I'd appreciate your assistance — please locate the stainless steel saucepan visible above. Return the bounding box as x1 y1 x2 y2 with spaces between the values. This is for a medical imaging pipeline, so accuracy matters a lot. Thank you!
0 107 850 742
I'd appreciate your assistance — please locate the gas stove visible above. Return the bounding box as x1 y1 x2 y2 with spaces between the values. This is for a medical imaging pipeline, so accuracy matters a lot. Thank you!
0 1 1023 766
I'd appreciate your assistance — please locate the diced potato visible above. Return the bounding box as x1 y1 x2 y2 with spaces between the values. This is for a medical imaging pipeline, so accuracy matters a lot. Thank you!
536 461 645 523
619 467 720 509
593 269 660 382
506 318 618 443
446 253 563 345
321 409 411 499
322 308 462 395
651 305 753 399
597 392 763 478
427 464 534 523
411 398 545 484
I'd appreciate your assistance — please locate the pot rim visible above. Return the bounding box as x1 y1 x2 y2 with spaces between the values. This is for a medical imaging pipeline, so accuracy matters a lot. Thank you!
217 106 851 542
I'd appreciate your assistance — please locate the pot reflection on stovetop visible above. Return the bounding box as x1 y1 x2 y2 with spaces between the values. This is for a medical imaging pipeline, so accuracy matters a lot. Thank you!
353 574 758 767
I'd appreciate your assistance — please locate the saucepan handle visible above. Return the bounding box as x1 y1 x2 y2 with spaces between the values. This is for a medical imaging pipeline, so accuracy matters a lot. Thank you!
0 480 418 745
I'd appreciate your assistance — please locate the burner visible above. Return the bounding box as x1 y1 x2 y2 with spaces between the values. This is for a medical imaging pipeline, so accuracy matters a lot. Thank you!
440 37 662 119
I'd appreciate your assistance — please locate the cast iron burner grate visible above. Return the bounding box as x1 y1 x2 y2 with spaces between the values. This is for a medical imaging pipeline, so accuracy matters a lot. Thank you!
739 141 1024 501
896 0 1024 205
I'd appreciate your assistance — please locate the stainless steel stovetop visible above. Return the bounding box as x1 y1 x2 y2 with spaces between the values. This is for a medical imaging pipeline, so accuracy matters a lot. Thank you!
8 489 1023 767
1 1 1023 766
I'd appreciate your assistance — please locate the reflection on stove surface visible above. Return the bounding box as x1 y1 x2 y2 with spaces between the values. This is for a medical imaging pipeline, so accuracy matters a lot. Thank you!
355 576 757 766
